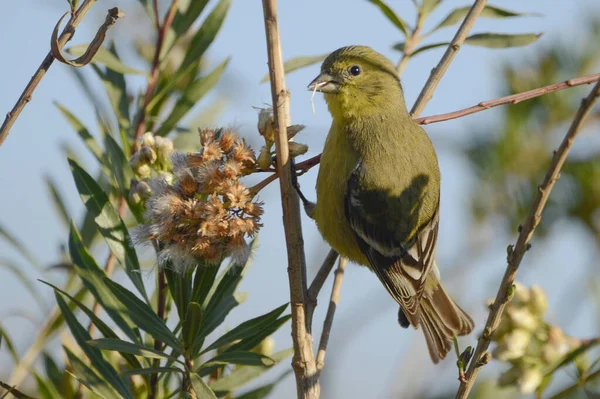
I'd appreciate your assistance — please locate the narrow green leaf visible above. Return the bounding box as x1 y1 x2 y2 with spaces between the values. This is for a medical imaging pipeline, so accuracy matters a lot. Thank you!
66 223 141 342
120 367 183 377
44 176 70 228
233 370 292 399
195 293 247 354
68 159 147 299
261 54 328 83
55 102 104 164
191 262 220 305
420 0 442 17
432 5 537 32
40 280 142 370
226 315 290 353
191 373 217 399
162 0 210 58
203 304 288 354
165 266 193 320
367 0 409 36
183 302 202 352
66 45 146 75
103 277 182 352
411 42 451 57
0 223 40 269
42 352 71 398
0 325 19 363
155 58 229 137
56 294 133 399
199 351 275 369
34 371 63 399
464 32 543 48
91 61 130 135
209 349 293 393
64 347 117 399
88 338 175 360
178 0 230 75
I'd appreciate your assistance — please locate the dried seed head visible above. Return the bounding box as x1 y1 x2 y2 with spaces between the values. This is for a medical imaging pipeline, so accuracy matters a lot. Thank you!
219 129 236 152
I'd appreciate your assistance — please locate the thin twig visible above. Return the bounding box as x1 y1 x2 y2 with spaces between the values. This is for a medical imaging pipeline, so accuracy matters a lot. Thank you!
316 257 346 371
149 268 167 399
261 1 318 398
249 71 600 195
306 249 339 326
0 380 37 399
396 9 425 77
410 0 488 117
133 0 180 151
0 0 98 149
455 80 600 399
549 368 600 399
415 72 600 125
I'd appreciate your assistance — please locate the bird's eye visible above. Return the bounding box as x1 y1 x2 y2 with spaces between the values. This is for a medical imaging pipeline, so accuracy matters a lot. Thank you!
349 65 361 76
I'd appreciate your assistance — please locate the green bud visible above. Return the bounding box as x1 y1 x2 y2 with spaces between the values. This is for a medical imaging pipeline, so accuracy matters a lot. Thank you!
139 146 157 165
135 164 152 179
257 146 272 170
288 142 308 158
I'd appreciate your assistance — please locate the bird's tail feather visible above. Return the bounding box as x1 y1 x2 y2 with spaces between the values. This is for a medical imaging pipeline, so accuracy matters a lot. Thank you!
418 281 474 364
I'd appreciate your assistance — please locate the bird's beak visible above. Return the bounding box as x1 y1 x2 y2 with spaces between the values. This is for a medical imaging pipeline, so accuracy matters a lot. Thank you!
308 72 340 93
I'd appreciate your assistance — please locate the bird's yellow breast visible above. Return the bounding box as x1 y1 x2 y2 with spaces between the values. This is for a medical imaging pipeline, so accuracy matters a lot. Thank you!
314 122 369 266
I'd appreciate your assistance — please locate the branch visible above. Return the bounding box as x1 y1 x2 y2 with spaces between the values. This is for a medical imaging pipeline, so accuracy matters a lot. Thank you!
249 71 600 195
396 8 426 77
415 72 600 125
455 80 600 399
0 380 37 399
132 0 180 150
261 1 318 398
410 0 488 117
0 0 99 149
316 257 346 371
306 249 339 326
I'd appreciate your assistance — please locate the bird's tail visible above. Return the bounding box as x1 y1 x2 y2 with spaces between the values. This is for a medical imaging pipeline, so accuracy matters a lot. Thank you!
417 279 474 364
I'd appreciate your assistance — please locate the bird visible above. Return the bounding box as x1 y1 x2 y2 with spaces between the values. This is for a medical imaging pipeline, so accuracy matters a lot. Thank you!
297 45 474 363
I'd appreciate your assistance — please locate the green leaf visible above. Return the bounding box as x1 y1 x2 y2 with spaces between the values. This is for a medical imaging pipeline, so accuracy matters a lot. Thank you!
88 338 176 360
191 373 217 399
195 293 247 355
66 45 146 75
155 58 229 137
120 367 183 377
42 353 65 397
161 0 210 58
56 293 133 399
0 223 40 269
66 223 141 343
191 262 220 305
178 0 230 76
55 102 104 165
232 370 292 399
165 266 193 321
40 280 142 370
464 32 543 48
0 324 19 363
203 304 288 353
199 351 275 369
44 176 70 228
64 347 119 399
103 277 182 352
367 0 409 36
34 371 63 399
420 0 442 17
209 349 293 393
409 42 450 57
226 315 290 353
432 6 536 32
68 159 147 299
260 54 328 83
183 302 202 353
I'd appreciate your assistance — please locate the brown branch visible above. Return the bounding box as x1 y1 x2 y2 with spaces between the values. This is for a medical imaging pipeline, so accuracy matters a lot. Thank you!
0 0 99 149
455 80 600 399
0 380 37 399
396 8 425 77
415 72 600 125
132 0 180 151
315 257 346 371
410 0 488 117
261 0 318 398
250 71 600 195
306 249 339 327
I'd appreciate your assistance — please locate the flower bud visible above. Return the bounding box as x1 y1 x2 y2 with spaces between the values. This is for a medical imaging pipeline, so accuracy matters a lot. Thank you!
257 146 272 170
139 132 156 149
528 285 548 315
507 307 538 331
513 281 530 304
257 108 275 143
134 164 152 179
519 368 543 393
139 146 157 165
495 329 531 360
288 142 308 158
155 136 174 168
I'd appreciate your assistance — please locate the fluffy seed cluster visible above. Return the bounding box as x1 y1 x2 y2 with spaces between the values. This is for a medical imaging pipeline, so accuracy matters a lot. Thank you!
133 129 263 272
491 282 582 394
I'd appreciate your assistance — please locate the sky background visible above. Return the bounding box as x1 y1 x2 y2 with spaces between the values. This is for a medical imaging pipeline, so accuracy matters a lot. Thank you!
1 1 600 398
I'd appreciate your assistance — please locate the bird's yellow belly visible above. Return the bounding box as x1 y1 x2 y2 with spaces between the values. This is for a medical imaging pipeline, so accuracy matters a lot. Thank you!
313 130 369 266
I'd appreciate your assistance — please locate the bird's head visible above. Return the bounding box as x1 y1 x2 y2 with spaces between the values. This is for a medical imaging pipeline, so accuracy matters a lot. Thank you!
308 46 405 119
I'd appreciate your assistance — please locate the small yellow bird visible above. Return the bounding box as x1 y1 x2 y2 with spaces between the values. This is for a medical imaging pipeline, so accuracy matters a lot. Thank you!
301 45 473 363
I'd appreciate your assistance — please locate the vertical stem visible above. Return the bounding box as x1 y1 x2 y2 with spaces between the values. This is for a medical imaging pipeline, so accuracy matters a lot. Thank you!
149 269 167 399
261 0 318 398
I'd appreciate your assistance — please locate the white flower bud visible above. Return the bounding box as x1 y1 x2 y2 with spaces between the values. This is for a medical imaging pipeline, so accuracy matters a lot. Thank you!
257 108 275 143
139 132 156 148
519 368 543 393
495 329 531 360
528 285 548 315
507 307 538 331
513 281 530 304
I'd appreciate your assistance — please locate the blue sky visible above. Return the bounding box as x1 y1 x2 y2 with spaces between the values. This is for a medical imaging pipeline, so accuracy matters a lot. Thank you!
1 1 600 398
